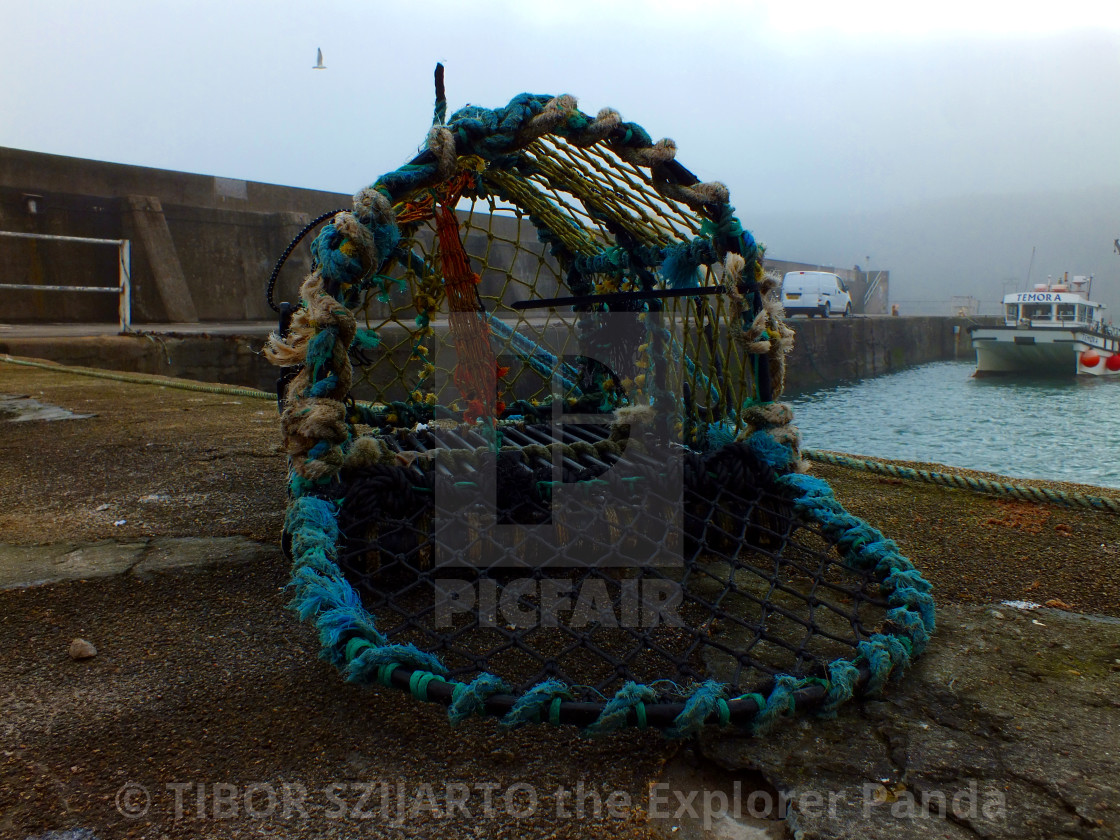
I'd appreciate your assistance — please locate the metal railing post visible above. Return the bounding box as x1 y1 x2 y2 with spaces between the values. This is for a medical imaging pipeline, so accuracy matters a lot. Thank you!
118 239 131 333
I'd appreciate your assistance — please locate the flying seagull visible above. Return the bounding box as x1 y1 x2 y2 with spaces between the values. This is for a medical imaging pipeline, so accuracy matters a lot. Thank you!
313 48 326 70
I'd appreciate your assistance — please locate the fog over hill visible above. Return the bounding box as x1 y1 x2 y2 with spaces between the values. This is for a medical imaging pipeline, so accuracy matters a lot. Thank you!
755 185 1120 318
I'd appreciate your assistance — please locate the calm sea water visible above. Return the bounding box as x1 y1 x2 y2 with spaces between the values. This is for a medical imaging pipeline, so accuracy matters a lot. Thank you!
787 360 1120 490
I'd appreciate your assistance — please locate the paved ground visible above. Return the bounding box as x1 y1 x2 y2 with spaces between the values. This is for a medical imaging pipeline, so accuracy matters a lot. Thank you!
2 355 1119 840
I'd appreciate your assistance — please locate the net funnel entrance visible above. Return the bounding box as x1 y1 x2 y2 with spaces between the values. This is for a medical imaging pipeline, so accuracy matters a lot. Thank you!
268 81 935 736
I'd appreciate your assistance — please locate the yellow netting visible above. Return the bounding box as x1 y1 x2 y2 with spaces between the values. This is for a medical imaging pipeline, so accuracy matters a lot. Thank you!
346 138 761 440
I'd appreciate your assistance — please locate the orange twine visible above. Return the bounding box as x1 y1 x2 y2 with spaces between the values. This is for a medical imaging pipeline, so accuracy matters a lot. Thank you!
435 202 507 424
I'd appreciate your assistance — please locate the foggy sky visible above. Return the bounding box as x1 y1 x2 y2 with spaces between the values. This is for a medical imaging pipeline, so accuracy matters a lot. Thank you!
3 1 1118 312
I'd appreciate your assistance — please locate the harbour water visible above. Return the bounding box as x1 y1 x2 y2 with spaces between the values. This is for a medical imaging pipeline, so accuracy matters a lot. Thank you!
788 360 1120 490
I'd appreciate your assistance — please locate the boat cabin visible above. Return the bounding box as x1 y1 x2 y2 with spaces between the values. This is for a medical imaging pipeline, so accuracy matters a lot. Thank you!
1001 276 1106 329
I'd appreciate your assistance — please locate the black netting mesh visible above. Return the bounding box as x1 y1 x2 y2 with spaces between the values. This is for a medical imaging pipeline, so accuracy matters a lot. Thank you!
323 420 886 704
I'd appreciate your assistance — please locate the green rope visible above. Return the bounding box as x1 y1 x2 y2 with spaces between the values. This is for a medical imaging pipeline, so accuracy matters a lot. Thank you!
804 448 1120 514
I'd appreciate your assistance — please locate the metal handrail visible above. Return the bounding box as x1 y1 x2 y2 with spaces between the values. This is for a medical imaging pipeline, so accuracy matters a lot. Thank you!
0 230 131 332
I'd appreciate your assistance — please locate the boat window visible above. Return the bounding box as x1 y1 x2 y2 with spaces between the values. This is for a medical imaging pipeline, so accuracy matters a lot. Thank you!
1023 304 1052 320
1005 303 1019 320
1077 305 1087 321
1057 304 1076 320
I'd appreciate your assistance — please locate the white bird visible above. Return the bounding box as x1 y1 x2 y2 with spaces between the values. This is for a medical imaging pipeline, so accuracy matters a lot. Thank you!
313 48 326 70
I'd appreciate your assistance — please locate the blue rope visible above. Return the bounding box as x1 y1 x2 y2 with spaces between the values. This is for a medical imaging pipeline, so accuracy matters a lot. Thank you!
499 679 572 730
574 246 630 275
660 243 701 289
584 681 659 736
307 374 340 398
818 660 861 719
752 674 803 735
285 496 339 554
745 430 798 473
344 644 447 684
774 448 936 656
886 607 931 656
287 566 354 622
315 604 388 667
303 327 338 383
484 313 582 394
284 496 453 688
885 573 936 631
352 328 380 350
310 224 363 292
858 633 913 696
665 680 726 739
660 238 716 289
448 672 510 724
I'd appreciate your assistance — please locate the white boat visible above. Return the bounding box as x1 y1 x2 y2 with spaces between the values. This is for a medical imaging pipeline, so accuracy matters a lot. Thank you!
969 274 1120 376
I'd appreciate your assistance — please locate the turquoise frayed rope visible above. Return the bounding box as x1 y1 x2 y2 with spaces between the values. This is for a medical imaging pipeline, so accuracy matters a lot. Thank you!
499 680 573 730
449 673 511 725
752 674 804 735
583 681 659 736
818 660 861 719
665 680 727 739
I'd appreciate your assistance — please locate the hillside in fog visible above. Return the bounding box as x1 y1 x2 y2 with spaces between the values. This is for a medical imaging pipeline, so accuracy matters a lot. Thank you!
756 185 1120 317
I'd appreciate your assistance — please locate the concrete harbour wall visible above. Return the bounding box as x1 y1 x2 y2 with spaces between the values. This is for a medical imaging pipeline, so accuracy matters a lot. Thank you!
782 315 985 394
2 147 901 327
0 316 990 398
0 147 348 323
1 146 982 395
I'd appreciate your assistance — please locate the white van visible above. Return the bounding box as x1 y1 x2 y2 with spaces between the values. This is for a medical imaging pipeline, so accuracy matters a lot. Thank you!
780 271 853 318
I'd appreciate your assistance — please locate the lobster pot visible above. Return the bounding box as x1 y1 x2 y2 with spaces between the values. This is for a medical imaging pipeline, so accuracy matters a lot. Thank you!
272 86 934 733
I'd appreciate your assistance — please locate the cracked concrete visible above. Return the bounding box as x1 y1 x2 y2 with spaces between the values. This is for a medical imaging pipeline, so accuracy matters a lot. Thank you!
699 603 1120 839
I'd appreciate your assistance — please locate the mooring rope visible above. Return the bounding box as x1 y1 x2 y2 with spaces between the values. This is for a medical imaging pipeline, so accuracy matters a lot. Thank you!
804 448 1120 514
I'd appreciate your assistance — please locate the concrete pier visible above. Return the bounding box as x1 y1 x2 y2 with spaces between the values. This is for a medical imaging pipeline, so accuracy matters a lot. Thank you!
782 314 986 394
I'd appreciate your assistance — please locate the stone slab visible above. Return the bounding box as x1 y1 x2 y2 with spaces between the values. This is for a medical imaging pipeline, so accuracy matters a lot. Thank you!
131 536 275 574
0 541 146 589
0 537 277 589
